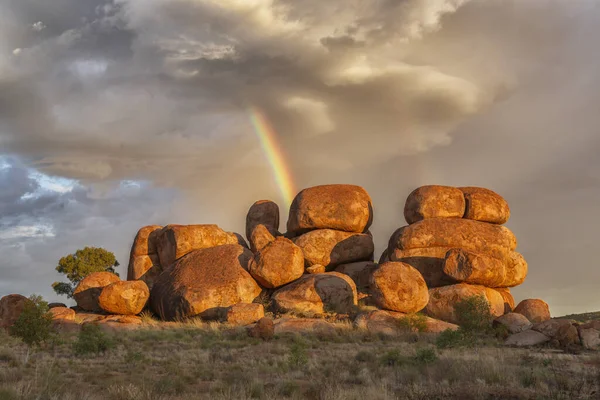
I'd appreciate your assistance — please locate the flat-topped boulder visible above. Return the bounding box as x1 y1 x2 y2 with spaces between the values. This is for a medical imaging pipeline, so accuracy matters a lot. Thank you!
73 272 121 312
155 224 239 268
354 310 459 335
369 262 429 313
425 283 505 324
246 200 280 241
459 187 510 225
150 244 262 320
271 272 357 315
390 218 517 260
287 184 373 234
98 280 150 315
404 185 466 224
293 229 374 269
514 299 551 323
248 237 304 288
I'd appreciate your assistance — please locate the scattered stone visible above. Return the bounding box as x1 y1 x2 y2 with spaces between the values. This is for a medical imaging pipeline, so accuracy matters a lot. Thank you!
500 252 528 287
578 321 600 349
390 218 517 260
73 272 121 312
335 261 378 293
306 264 326 274
293 229 374 269
426 283 505 324
533 319 580 346
271 272 357 315
493 313 532 334
287 184 373 234
249 224 276 253
390 247 457 288
273 318 337 335
155 224 239 268
49 307 76 321
98 280 150 315
225 303 265 326
246 200 280 241
354 310 458 335
514 299 551 323
48 303 67 309
151 244 261 320
505 330 550 347
459 187 510 225
369 262 429 313
0 294 30 329
247 317 275 340
443 248 506 287
248 237 304 288
404 185 466 224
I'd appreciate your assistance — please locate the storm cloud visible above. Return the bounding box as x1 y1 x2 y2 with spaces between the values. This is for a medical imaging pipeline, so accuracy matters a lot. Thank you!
1 0 599 314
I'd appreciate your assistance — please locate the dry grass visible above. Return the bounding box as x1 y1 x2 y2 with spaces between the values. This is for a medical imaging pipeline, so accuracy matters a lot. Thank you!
0 323 598 400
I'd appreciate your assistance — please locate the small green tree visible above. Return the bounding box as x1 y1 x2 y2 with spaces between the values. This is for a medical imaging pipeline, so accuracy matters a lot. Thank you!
10 295 54 362
454 295 494 333
52 247 119 298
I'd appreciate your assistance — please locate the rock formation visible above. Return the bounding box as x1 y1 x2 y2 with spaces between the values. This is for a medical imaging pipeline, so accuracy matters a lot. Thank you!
73 272 121 312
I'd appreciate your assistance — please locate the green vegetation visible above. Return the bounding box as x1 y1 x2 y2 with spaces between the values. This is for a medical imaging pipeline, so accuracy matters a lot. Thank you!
73 324 114 356
52 247 119 298
9 295 53 348
454 294 494 333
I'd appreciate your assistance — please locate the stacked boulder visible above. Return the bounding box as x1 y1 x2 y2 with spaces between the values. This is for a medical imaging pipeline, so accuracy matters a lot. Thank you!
383 185 527 324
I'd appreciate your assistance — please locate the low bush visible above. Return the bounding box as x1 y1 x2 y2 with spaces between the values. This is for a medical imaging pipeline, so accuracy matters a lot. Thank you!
454 295 494 333
436 329 465 349
73 324 114 355
413 347 438 365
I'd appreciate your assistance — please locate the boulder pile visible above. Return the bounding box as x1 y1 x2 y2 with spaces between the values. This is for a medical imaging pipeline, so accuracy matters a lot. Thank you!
4 183 598 349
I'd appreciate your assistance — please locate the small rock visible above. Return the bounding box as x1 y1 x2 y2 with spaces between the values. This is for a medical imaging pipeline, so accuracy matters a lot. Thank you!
249 224 276 253
226 303 265 326
369 262 429 313
0 294 30 329
49 307 76 321
578 321 600 349
273 318 337 335
306 264 326 274
514 299 551 323
354 310 458 336
494 313 532 334
247 317 274 340
505 330 550 347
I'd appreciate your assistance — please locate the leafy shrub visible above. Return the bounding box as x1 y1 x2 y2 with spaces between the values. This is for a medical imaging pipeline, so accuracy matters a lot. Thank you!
381 349 406 366
397 313 429 333
454 295 493 333
10 295 53 347
436 329 465 349
413 347 438 365
287 343 308 367
73 324 114 355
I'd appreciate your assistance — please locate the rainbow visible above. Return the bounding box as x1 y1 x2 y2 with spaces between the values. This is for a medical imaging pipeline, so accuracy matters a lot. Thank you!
249 107 297 206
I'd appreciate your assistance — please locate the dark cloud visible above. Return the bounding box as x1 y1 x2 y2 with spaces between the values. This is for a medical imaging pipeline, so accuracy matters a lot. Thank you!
1 0 599 314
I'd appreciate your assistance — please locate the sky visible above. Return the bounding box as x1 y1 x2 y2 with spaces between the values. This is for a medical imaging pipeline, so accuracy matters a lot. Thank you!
1 0 599 316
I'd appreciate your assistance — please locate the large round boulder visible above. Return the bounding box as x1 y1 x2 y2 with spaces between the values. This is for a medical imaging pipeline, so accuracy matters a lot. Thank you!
500 252 528 287
98 281 150 315
287 185 373 234
369 262 429 313
155 224 239 268
514 299 551 323
0 294 30 329
335 261 378 293
443 249 506 287
246 200 280 241
150 244 262 321
389 247 457 288
293 229 374 269
73 272 121 312
404 185 465 225
271 272 357 315
425 283 505 324
248 237 305 288
459 187 510 225
129 225 162 257
390 218 517 260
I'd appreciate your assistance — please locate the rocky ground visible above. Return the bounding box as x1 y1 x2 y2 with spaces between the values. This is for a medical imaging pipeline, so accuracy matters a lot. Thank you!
0 319 599 400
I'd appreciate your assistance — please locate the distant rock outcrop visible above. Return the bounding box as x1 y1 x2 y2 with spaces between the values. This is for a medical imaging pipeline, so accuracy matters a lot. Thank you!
0 294 30 329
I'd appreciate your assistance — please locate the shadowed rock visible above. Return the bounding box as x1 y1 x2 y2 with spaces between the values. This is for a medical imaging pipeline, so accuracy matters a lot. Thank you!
73 272 121 312
246 200 280 241
248 237 304 288
306 264 326 274
532 319 580 346
369 262 429 313
390 247 457 288
247 317 274 340
354 310 459 335
460 187 510 224
155 224 240 268
495 287 515 313
443 248 507 287
128 254 162 290
493 313 532 334
390 218 517 260
505 330 550 347
514 299 551 323
335 261 377 293
293 229 374 269
225 303 265 326
271 272 357 315
273 318 337 335
287 184 373 234
150 244 261 321
129 225 163 257
425 283 505 324
404 185 466 224
99 280 150 315
0 294 30 329
578 321 600 349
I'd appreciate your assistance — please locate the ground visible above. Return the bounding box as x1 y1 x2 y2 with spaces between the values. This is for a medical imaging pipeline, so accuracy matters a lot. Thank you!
0 318 599 400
